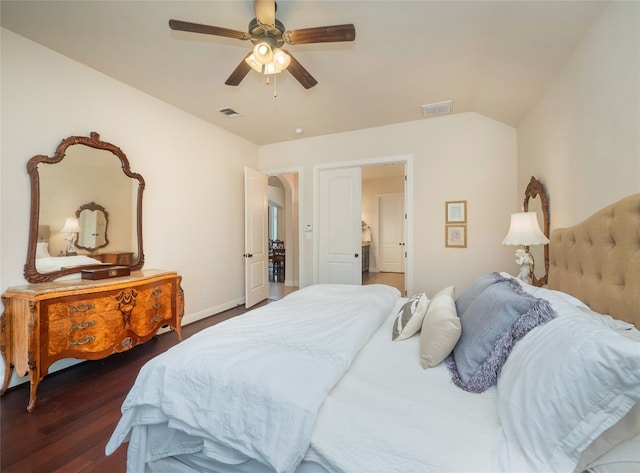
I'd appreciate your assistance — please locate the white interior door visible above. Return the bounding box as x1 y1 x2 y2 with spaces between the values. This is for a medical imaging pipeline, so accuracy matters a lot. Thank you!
319 167 362 284
244 167 269 308
379 193 405 272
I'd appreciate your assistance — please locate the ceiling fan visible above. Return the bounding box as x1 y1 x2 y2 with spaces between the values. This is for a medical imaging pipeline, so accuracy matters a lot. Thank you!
169 0 355 89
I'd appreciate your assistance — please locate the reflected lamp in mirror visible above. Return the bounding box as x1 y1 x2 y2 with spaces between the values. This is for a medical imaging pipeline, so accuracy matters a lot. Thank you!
502 212 549 284
60 217 81 256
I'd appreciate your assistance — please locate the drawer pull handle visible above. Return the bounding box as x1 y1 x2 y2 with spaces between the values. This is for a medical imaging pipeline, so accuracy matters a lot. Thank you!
151 302 162 310
69 303 95 313
70 320 96 331
151 288 163 297
70 336 96 346
150 314 163 323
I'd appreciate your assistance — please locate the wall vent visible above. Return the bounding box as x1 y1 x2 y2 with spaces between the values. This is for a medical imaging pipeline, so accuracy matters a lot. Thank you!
218 107 240 118
421 100 452 117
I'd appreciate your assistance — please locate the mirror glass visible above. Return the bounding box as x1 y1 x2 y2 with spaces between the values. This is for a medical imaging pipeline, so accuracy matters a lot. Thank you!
25 132 144 282
523 176 549 287
76 202 109 251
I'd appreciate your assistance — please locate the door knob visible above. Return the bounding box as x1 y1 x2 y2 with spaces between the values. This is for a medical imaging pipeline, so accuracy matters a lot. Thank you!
354 253 359 258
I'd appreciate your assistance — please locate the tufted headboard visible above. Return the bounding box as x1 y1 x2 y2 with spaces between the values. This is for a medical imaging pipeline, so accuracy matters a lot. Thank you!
548 193 640 327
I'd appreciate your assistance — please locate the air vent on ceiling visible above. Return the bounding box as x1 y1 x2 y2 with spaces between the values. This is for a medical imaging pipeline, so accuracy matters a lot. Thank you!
218 107 240 118
421 100 452 117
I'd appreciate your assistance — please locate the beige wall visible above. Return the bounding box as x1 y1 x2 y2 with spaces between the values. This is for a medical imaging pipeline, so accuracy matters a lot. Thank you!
260 112 518 297
517 1 640 228
1 29 259 387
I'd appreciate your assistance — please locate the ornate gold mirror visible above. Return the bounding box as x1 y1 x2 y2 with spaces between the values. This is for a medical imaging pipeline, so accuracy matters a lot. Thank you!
24 132 145 282
523 176 549 287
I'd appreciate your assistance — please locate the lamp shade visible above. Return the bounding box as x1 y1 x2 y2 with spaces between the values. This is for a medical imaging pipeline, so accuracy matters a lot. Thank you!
253 40 274 65
502 212 549 246
60 217 81 233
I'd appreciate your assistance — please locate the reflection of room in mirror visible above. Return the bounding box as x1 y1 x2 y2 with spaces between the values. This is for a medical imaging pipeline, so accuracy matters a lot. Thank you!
76 202 109 251
38 144 135 257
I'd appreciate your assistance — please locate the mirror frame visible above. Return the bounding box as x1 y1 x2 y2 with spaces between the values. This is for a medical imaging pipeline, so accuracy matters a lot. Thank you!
24 132 145 283
522 176 549 287
75 201 110 252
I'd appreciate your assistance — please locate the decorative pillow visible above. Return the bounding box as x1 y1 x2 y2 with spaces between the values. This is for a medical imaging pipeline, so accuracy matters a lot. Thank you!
419 286 460 368
391 292 429 341
446 277 556 393
454 272 503 316
36 242 51 259
494 310 640 473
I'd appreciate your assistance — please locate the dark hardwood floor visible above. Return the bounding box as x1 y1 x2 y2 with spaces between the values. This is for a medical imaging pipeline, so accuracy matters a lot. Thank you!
0 303 261 473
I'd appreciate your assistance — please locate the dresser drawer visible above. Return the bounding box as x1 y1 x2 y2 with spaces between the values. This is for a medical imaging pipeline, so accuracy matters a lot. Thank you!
129 281 175 335
42 291 128 359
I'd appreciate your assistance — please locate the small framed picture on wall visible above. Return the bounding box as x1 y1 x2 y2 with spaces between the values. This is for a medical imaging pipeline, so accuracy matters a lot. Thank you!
446 200 467 223
446 225 467 248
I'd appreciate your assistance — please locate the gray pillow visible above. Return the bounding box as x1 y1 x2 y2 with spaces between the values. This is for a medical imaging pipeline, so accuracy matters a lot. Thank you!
454 272 502 316
447 277 556 393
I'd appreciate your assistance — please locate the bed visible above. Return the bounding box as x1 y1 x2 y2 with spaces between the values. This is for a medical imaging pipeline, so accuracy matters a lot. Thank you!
106 193 640 473
34 239 103 277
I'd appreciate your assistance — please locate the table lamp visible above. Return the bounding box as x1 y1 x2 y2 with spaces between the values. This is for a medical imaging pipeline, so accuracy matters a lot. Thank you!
61 217 81 256
502 212 549 284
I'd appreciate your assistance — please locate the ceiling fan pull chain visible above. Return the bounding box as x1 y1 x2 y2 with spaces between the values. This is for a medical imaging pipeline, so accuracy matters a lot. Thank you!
273 74 278 98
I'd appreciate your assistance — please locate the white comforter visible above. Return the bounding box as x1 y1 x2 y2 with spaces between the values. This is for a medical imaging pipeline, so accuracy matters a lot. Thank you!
106 284 400 473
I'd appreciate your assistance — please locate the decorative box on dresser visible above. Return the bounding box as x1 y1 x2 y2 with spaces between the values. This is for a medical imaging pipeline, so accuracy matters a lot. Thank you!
0 269 184 412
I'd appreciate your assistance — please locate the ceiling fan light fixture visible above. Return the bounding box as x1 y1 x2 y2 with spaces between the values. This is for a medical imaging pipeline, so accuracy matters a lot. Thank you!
272 48 290 71
245 53 264 73
253 39 274 65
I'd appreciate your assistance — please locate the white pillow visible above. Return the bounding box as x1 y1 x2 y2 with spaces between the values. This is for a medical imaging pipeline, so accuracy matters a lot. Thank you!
36 242 51 259
419 286 460 368
576 306 636 331
585 432 640 473
391 292 429 341
578 402 640 472
494 309 640 473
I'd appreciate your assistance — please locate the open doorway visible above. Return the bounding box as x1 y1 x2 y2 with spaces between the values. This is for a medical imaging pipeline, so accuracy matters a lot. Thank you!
361 163 406 295
268 173 299 300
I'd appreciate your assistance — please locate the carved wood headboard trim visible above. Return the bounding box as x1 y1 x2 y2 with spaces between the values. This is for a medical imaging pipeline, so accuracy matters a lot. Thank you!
547 193 640 327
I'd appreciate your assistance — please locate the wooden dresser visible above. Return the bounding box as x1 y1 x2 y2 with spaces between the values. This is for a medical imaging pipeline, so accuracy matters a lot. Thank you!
0 269 184 412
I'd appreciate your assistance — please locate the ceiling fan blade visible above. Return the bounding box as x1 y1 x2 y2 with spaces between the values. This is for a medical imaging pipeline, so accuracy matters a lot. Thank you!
254 0 276 27
169 19 249 41
284 24 356 45
285 51 318 89
225 53 253 86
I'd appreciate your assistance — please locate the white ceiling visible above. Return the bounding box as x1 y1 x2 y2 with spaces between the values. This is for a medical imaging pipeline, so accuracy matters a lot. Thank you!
1 0 607 145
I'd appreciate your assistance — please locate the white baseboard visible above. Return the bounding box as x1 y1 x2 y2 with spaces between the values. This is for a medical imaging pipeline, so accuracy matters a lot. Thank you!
158 297 246 334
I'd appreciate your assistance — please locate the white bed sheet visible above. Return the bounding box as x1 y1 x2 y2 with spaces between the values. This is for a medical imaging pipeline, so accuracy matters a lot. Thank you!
306 299 500 473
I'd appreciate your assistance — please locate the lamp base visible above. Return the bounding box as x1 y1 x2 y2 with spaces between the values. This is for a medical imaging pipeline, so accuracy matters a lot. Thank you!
516 263 532 283
514 248 534 284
